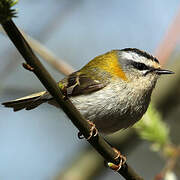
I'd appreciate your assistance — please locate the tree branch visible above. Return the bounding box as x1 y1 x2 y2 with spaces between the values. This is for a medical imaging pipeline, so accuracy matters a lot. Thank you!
1 19 144 180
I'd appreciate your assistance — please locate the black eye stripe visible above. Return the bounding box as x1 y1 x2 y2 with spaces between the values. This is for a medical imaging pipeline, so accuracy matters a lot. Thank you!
131 62 150 71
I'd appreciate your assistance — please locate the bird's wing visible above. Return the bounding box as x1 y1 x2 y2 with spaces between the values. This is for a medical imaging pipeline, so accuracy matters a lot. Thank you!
58 72 107 97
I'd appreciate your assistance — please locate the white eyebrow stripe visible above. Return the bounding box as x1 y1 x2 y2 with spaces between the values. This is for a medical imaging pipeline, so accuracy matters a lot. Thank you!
120 52 156 67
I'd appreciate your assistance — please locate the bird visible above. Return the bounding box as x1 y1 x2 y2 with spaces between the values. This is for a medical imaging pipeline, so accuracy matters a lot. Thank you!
2 48 174 134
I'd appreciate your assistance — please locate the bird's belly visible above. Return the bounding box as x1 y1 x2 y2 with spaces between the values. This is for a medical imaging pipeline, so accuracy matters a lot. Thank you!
70 86 150 134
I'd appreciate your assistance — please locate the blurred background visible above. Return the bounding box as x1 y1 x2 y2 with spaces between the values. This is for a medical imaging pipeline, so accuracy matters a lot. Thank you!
0 0 180 179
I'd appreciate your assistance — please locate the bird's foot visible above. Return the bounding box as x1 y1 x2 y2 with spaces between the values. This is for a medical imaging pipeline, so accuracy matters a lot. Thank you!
107 148 126 171
78 120 98 140
22 63 34 71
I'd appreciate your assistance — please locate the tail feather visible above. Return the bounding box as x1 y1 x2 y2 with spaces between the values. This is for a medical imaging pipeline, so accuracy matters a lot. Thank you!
2 91 50 112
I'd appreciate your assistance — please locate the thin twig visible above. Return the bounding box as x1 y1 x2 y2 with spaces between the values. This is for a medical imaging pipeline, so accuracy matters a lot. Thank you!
21 31 74 75
154 145 180 180
0 26 74 75
1 19 143 180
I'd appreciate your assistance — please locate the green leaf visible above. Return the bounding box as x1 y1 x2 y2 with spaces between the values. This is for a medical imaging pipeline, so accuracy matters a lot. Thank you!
0 0 18 24
134 103 170 151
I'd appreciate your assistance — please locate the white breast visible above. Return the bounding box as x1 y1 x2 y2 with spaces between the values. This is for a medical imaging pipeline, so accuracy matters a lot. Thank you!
70 80 152 134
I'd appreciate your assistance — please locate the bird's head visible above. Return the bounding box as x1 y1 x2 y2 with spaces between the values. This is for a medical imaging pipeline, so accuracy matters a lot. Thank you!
117 48 174 91
82 48 174 92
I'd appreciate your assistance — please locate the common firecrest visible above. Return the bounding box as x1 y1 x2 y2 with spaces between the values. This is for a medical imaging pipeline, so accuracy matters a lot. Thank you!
2 48 174 134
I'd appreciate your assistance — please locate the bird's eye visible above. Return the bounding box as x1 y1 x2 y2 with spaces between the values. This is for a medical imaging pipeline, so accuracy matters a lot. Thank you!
132 62 149 71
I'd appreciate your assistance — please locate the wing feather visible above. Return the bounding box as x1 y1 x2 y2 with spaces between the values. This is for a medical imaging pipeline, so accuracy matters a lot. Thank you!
59 72 107 96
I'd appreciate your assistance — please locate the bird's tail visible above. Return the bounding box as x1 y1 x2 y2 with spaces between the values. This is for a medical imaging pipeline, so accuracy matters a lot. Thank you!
2 91 51 112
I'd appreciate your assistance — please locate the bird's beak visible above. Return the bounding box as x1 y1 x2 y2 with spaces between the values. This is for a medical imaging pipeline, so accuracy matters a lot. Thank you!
155 68 174 75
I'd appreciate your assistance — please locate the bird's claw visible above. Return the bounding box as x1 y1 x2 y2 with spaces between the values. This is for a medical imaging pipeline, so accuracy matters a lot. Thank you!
78 120 98 140
78 132 84 139
22 63 34 71
87 120 98 140
107 148 126 171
